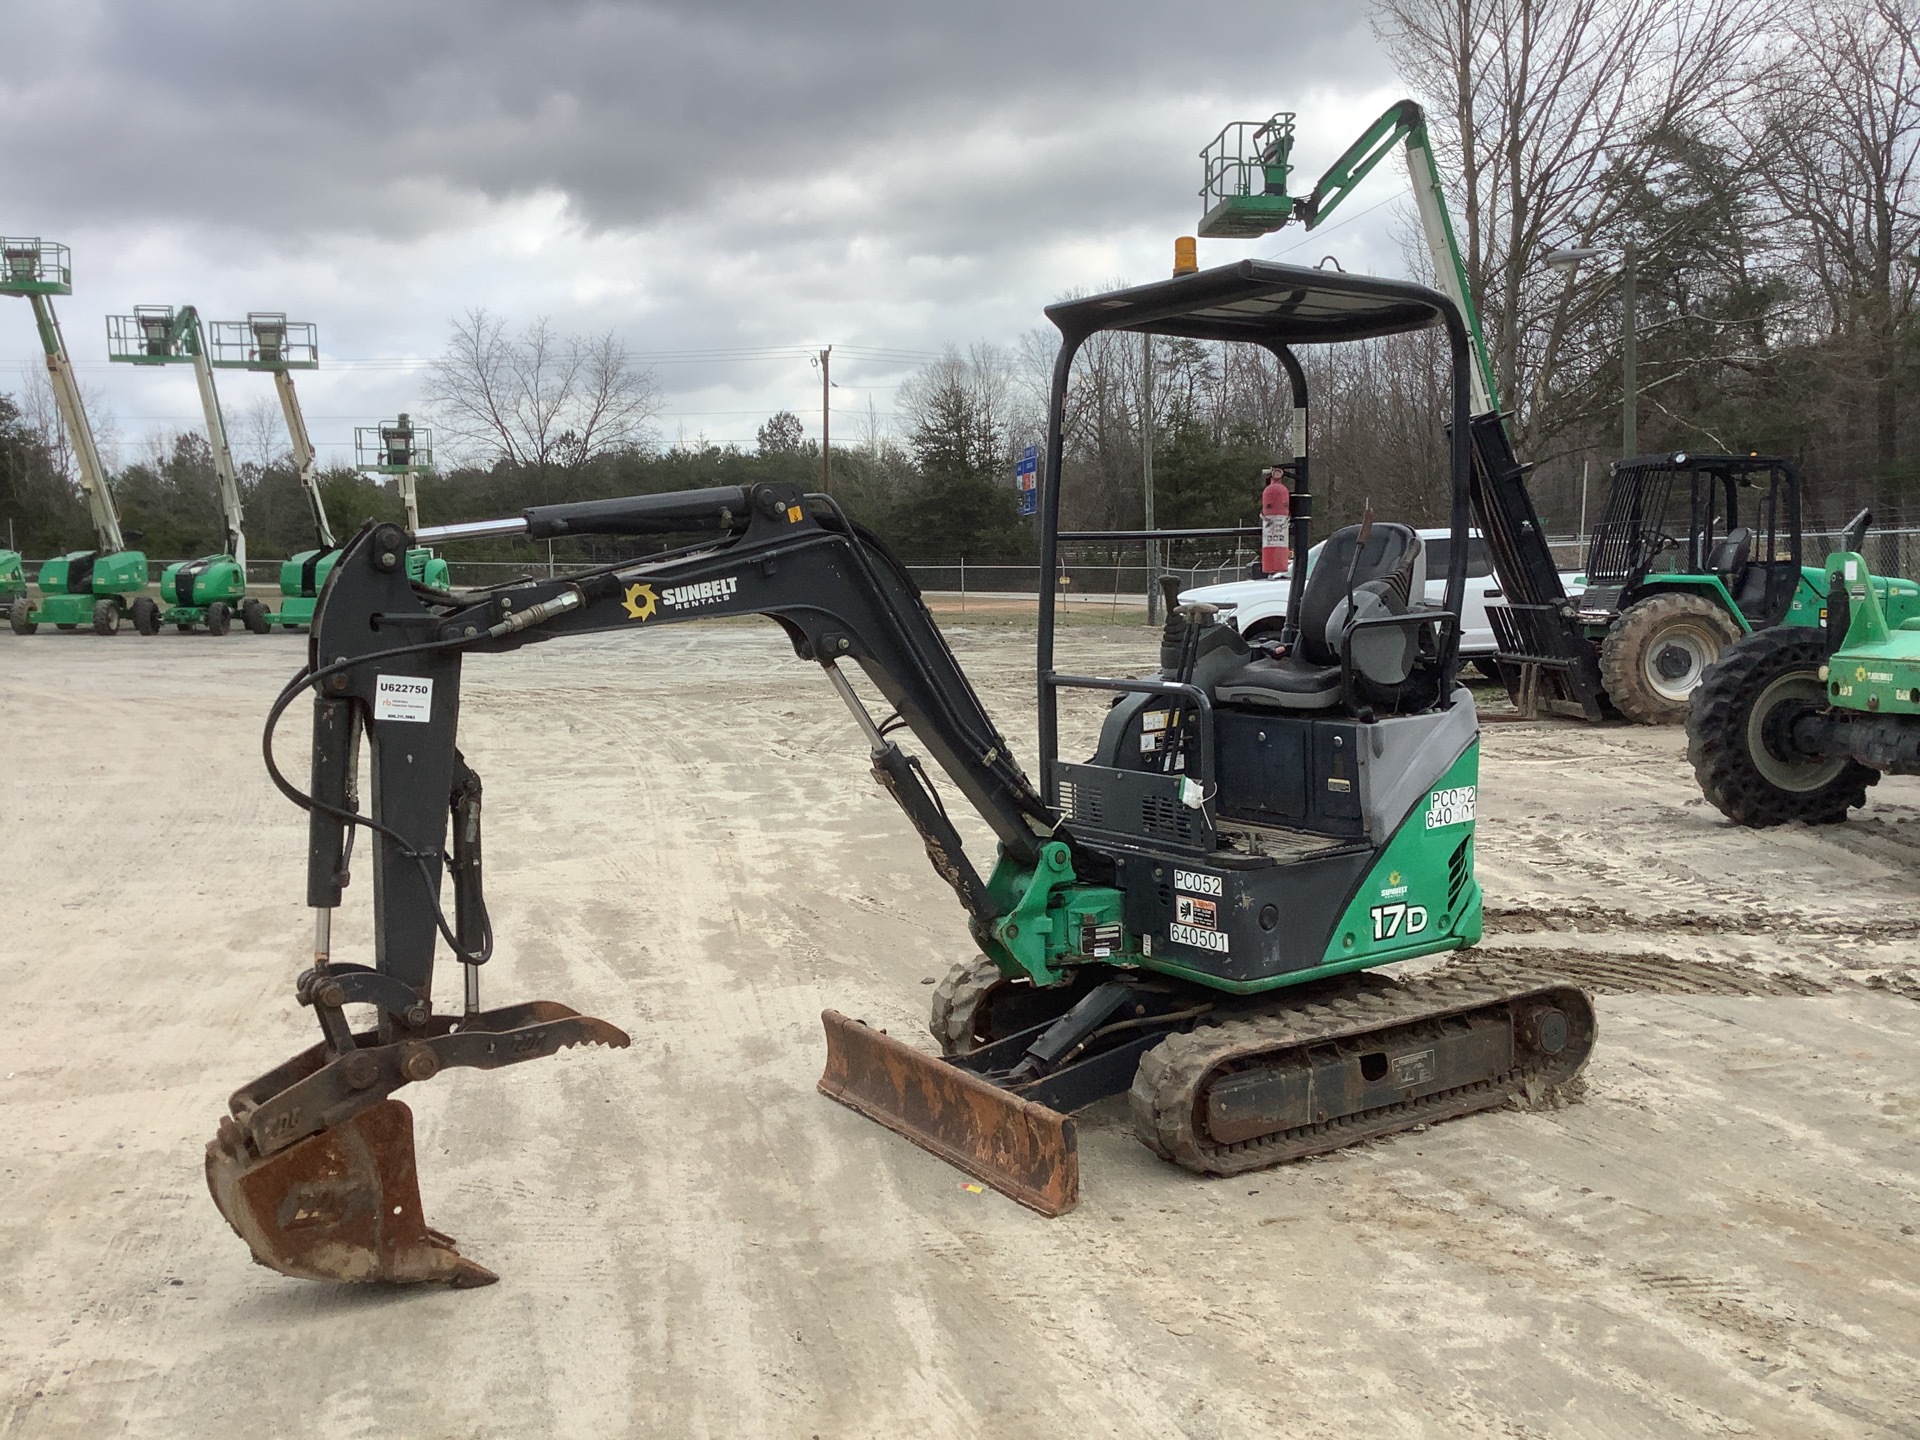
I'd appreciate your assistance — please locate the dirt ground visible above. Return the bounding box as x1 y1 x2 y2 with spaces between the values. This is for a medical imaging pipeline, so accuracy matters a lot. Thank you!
1 622 1916 1440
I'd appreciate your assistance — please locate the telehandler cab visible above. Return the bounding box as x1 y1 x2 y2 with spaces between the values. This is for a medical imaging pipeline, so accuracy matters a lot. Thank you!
208 261 1594 1287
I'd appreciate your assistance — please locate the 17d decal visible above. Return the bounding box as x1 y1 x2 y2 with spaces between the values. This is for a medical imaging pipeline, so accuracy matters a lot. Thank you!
1369 901 1429 942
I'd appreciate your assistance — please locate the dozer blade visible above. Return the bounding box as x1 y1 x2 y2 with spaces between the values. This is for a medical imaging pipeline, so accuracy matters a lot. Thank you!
206 1099 498 1287
817 1009 1078 1216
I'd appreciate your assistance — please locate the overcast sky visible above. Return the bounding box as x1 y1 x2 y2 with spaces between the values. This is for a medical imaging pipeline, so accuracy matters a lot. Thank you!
1 1 1421 470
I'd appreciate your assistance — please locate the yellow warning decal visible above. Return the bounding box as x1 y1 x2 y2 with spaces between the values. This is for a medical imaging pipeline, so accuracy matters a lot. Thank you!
787 505 804 523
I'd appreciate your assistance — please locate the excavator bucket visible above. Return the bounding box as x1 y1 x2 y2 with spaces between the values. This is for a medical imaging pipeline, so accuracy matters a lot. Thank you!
207 1099 498 1287
817 1010 1079 1216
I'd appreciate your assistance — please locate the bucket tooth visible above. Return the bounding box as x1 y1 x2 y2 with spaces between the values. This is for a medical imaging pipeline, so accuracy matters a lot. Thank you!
817 1009 1078 1216
206 1099 497 1286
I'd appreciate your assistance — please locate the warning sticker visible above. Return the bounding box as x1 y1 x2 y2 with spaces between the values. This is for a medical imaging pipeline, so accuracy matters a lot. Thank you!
374 674 434 724
1175 895 1217 930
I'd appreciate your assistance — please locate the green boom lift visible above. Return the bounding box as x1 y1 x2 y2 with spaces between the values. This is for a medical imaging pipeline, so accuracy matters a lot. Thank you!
106 304 268 634
1200 103 1917 723
208 313 335 629
1198 103 1611 723
3 237 151 636
354 413 450 590
1689 509 1920 823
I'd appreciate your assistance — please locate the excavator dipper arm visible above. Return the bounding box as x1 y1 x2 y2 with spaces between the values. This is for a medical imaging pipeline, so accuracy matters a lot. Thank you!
210 483 1072 1282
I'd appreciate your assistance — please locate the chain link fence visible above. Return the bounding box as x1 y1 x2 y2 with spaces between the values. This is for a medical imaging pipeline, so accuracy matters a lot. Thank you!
21 528 1918 599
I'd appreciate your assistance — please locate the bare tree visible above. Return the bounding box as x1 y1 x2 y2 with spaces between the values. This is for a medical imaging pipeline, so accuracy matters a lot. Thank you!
1373 0 1776 454
17 363 119 481
235 395 288 475
1746 0 1920 486
424 308 660 499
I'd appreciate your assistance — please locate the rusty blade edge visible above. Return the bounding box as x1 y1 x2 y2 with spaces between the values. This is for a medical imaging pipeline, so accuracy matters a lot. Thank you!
817 1009 1078 1217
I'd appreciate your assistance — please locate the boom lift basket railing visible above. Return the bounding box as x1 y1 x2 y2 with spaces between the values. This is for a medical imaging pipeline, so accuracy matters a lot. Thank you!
1198 114 1299 239
209 314 319 370
0 238 72 295
356 414 432 474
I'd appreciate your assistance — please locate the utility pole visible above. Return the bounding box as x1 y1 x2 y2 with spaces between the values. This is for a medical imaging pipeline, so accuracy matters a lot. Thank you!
816 344 832 492
1142 332 1160 624
1620 247 1638 460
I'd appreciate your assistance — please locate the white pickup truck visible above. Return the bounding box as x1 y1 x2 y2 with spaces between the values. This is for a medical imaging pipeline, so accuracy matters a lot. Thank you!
1178 528 1582 660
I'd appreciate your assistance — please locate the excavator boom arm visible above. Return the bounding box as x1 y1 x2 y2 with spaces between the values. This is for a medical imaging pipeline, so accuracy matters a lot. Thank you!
308 484 1054 1000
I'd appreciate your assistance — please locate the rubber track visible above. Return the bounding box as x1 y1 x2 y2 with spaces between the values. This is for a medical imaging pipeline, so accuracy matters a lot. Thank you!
1128 969 1592 1176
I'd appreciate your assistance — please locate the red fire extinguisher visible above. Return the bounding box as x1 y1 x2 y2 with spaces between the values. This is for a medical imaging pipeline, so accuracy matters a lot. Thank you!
1260 468 1291 576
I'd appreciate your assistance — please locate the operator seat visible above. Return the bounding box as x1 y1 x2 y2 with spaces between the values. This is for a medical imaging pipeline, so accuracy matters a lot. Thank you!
1213 523 1426 710
1706 526 1752 579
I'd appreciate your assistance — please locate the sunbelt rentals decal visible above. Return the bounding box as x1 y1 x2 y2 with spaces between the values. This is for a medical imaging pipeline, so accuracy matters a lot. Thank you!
662 576 739 610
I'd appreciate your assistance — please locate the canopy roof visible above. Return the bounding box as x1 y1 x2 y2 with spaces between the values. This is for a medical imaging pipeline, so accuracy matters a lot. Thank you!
1044 259 1460 348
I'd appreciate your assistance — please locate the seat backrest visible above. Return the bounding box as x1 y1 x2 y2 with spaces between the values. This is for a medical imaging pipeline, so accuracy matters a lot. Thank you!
1295 523 1423 666
1706 525 1752 577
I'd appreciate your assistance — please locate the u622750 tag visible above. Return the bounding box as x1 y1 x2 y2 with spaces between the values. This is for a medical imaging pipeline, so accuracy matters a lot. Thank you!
374 674 434 723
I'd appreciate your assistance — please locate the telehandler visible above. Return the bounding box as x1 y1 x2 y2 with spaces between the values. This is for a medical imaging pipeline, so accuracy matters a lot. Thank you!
208 261 1594 1286
1689 508 1920 824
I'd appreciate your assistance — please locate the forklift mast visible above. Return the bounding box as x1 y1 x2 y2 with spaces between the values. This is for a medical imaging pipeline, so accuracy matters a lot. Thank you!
1 239 126 554
107 304 247 569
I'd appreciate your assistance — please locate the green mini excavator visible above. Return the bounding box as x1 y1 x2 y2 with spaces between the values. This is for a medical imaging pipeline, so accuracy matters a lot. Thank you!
3 237 150 636
206 262 1595 1287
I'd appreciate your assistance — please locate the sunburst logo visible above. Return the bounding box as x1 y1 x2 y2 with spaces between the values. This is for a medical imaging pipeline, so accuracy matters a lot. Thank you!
621 583 658 622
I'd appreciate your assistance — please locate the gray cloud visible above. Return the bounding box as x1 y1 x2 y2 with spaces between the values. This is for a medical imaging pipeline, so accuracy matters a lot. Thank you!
0 2 1408 453
4 2 1382 240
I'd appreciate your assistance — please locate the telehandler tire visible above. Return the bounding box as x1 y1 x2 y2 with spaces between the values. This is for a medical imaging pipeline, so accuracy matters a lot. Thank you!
1686 628 1876 827
91 599 120 636
130 597 160 635
241 598 270 634
205 601 232 637
1601 592 1741 723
